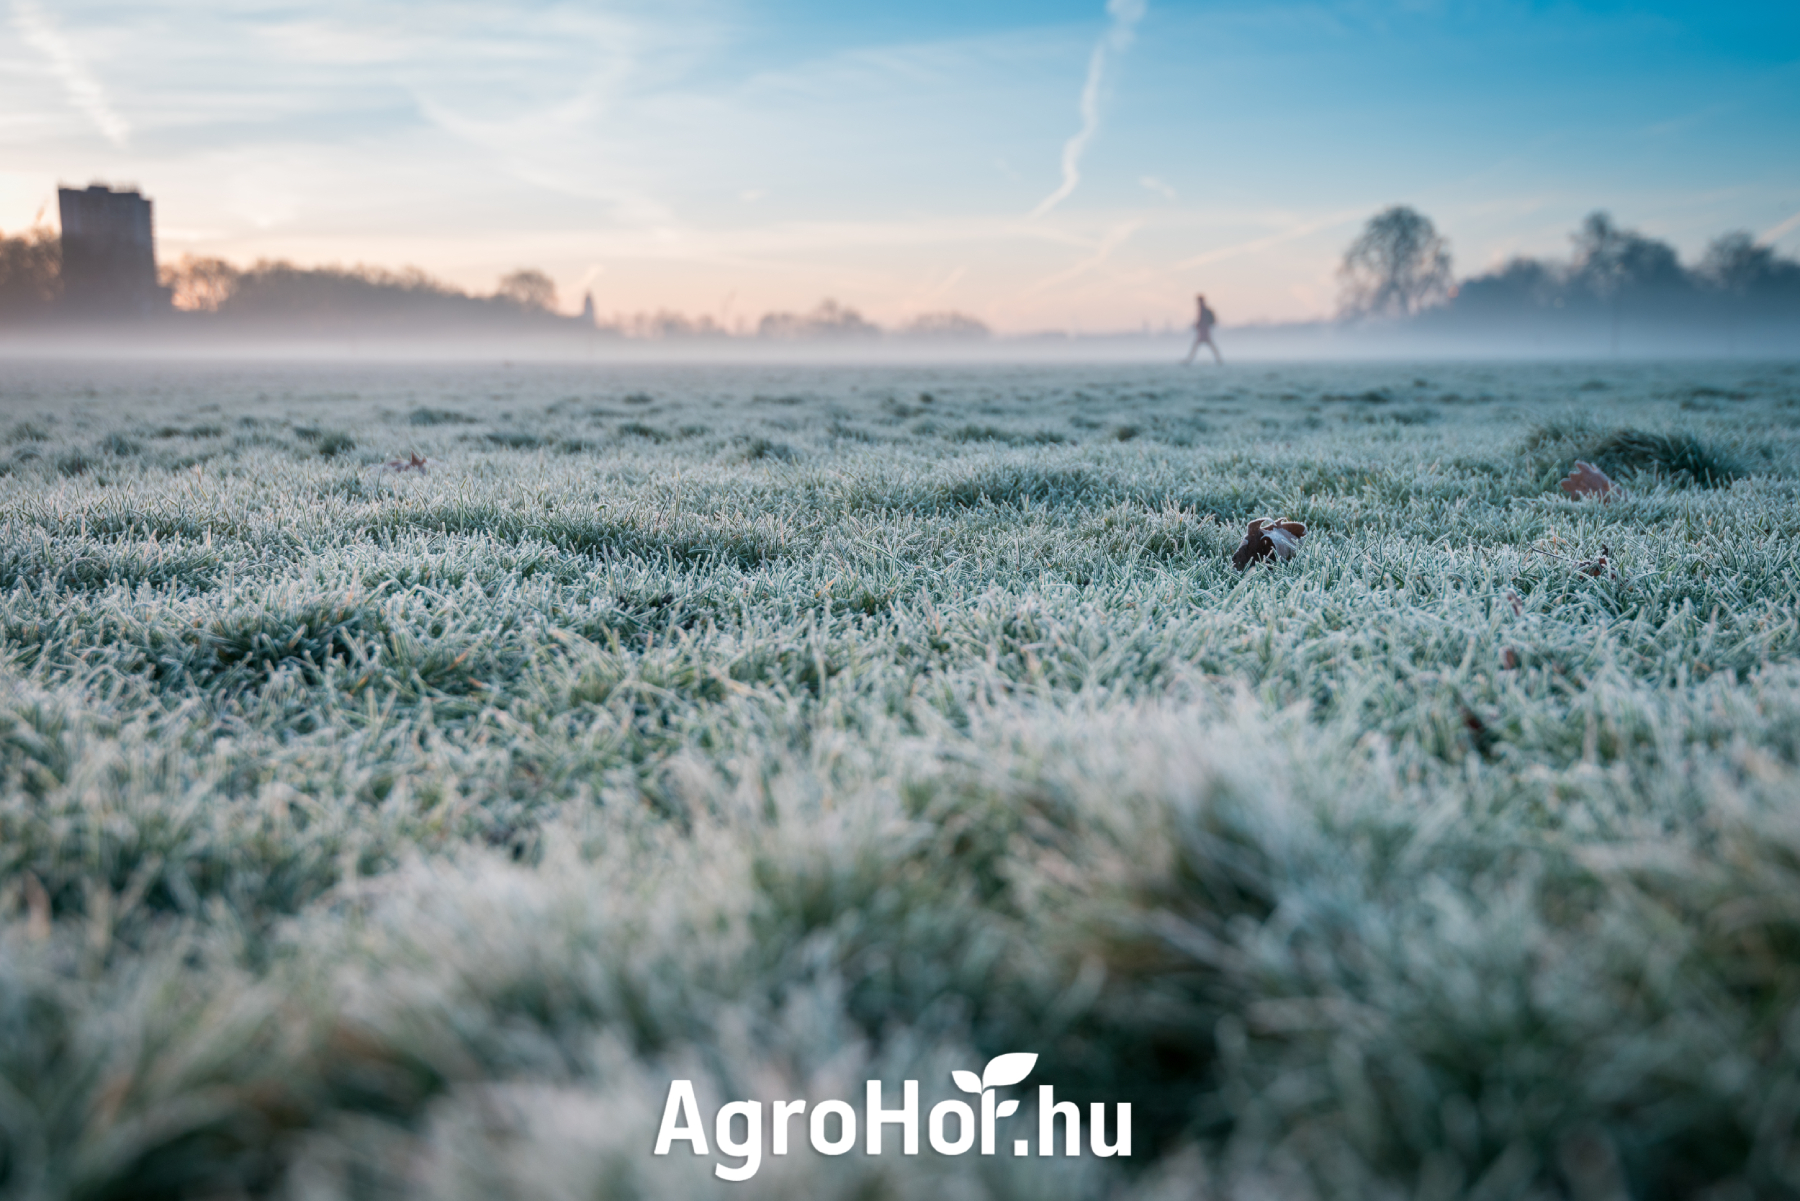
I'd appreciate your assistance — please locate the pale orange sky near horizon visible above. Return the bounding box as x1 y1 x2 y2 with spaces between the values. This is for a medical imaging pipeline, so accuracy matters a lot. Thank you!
4 0 1796 333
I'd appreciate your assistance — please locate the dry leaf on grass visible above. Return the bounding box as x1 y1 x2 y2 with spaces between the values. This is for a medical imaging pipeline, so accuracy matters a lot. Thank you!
384 453 428 473
1232 518 1307 571
1462 707 1499 758
1575 545 1616 579
1559 460 1625 502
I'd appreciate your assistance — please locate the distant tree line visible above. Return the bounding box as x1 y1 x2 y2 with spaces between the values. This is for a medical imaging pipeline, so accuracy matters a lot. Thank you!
1338 205 1800 339
157 256 579 333
0 231 991 341
0 234 584 334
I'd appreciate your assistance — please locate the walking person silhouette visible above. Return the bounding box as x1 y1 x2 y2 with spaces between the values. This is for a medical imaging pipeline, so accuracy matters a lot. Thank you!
1183 293 1222 364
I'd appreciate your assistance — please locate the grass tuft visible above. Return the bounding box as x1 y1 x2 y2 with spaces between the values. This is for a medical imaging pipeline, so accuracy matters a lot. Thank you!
1584 428 1741 487
484 430 544 449
1525 419 1745 489
408 406 478 426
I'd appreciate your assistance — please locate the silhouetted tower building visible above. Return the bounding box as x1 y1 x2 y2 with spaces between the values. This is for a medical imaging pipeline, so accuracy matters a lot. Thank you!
57 184 170 318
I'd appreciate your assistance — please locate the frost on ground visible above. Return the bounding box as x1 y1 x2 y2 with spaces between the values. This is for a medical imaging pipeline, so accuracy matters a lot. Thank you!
1 359 1798 1199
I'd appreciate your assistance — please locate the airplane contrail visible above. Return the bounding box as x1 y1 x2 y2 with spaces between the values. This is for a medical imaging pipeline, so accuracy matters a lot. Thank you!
1758 208 1800 247
1029 0 1145 219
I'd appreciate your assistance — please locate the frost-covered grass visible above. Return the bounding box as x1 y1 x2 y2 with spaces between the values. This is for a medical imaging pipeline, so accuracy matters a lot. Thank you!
2 358 1799 1200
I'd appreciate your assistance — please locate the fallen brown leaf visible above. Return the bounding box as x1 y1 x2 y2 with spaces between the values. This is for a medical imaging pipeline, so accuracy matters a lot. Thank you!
1232 518 1307 571
384 452 428 473
1462 706 1499 757
1574 545 1617 579
1559 460 1624 502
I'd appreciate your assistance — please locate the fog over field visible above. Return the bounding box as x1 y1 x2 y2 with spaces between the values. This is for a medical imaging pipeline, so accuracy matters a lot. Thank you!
4 320 1796 365
7 200 1798 363
1 358 1798 1198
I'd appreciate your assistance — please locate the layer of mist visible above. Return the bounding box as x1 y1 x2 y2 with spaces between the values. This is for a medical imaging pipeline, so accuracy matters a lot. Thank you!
2 207 1797 361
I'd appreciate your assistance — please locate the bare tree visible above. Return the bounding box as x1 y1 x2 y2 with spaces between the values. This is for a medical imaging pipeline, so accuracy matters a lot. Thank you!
496 269 557 312
1338 206 1453 319
757 299 880 340
1569 211 1686 354
0 226 61 320
160 255 240 312
1698 231 1800 297
1571 212 1684 296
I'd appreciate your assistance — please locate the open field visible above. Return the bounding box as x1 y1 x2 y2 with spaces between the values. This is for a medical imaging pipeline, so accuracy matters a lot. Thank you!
2 358 1799 1200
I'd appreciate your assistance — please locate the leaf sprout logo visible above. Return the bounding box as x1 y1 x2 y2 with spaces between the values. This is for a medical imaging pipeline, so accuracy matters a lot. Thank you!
951 1052 1037 1152
654 1053 1131 1181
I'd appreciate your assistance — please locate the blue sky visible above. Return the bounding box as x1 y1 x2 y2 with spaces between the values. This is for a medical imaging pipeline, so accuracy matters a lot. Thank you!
3 0 1796 329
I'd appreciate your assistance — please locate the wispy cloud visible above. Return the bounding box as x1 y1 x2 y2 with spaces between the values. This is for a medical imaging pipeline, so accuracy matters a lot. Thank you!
1028 0 1145 219
1029 218 1141 291
898 263 969 314
12 0 129 147
1172 208 1366 270
412 88 676 227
